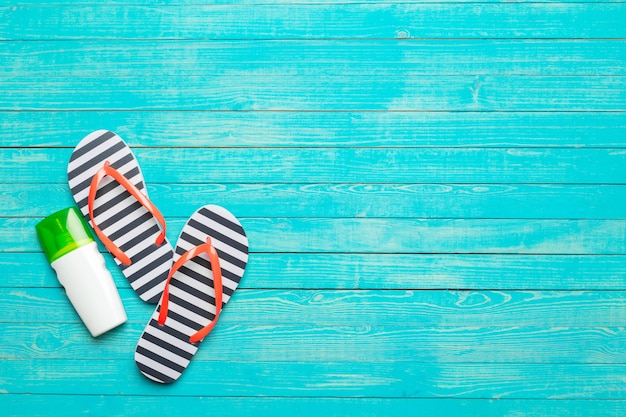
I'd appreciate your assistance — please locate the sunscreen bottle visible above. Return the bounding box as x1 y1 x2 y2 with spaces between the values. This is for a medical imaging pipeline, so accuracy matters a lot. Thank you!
36 207 127 337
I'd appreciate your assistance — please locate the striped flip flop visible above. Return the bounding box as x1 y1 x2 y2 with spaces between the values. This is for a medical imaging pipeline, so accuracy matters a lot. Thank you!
134 205 249 383
67 130 174 304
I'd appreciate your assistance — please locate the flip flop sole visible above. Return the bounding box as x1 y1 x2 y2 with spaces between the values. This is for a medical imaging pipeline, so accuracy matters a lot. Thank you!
68 130 173 304
135 204 249 383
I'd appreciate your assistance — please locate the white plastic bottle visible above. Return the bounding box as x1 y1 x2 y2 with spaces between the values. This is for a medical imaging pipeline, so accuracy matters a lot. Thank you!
36 207 127 337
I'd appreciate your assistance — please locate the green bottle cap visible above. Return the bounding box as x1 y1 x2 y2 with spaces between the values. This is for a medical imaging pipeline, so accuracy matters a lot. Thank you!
36 207 95 263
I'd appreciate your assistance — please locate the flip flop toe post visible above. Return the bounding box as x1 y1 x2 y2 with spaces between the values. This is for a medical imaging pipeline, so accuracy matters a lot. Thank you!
67 130 174 303
135 205 249 383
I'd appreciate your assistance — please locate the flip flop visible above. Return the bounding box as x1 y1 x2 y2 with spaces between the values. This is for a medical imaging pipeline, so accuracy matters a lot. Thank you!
67 130 174 304
134 205 249 383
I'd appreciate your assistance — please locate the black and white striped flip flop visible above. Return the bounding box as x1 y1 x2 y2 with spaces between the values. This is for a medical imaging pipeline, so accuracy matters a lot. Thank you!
135 204 249 383
68 130 174 304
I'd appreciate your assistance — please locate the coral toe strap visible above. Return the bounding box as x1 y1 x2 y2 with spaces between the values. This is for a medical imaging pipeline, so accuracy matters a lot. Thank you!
88 161 167 266
158 237 223 343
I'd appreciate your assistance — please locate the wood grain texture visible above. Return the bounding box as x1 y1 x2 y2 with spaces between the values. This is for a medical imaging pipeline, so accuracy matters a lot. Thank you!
6 217 626 254
3 40 625 77
3 75 626 111
2 396 625 417
3 111 625 148
3 0 626 412
2 322 625 364
6 183 626 219
3 4 626 40
6 253 626 290
10 0 625 4
4 148 626 184
4 288 626 327
3 359 626 398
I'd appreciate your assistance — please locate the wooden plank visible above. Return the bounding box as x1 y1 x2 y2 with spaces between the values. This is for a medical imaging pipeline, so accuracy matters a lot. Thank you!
4 148 626 184
5 289 626 327
3 359 626 398
3 75 625 111
2 396 625 417
5 253 626 290
3 40 625 77
6 217 626 254
2 4 626 40
9 0 624 5
2 111 626 148
2 322 625 363
5 183 626 219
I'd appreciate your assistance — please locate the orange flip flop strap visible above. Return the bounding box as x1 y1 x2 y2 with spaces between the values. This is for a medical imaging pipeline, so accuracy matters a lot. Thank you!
88 161 167 266
158 237 223 343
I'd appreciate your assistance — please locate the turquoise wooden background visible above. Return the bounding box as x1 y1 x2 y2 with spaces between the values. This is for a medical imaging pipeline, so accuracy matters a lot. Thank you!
1 1 626 415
